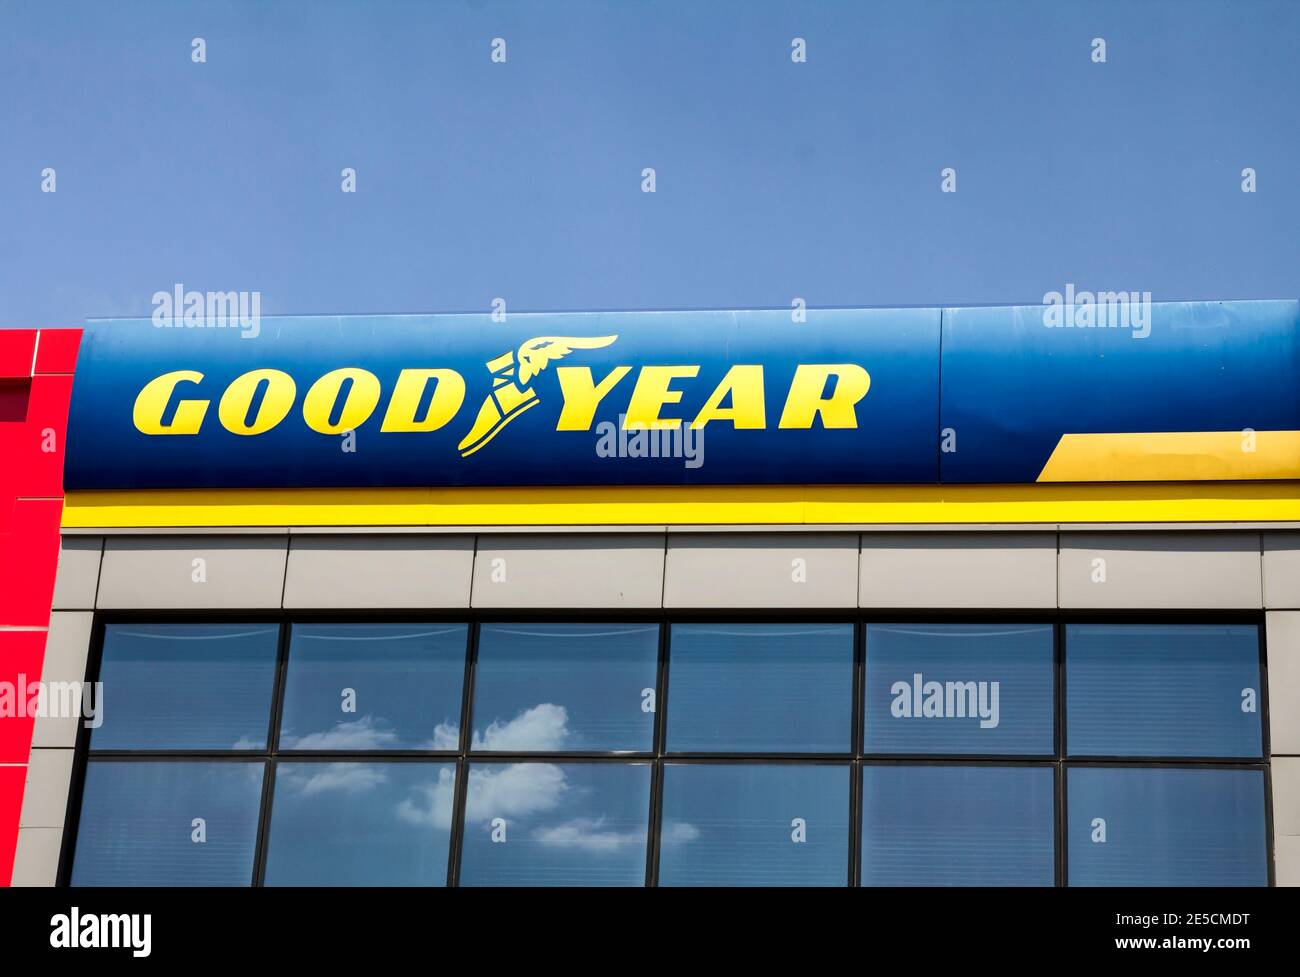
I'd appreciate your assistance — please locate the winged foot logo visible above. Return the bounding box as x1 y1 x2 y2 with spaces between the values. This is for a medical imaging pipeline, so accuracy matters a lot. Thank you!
456 335 617 457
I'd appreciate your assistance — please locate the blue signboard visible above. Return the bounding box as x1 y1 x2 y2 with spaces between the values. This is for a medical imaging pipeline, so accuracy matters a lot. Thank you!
63 309 941 489
940 299 1300 483
62 300 1299 490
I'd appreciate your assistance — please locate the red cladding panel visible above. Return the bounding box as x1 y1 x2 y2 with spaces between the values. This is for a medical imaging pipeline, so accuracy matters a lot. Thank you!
0 631 45 763
0 331 36 379
0 327 78 886
0 376 73 501
0 499 63 627
0 765 25 886
34 329 81 376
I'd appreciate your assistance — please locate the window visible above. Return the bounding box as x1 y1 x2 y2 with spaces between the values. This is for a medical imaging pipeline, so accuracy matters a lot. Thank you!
91 623 278 750
263 761 456 886
278 623 467 751
71 761 264 886
666 623 853 753
1067 767 1267 886
457 762 651 886
658 763 850 886
471 623 658 752
860 765 1055 886
864 624 1053 755
67 618 1270 887
1066 624 1262 758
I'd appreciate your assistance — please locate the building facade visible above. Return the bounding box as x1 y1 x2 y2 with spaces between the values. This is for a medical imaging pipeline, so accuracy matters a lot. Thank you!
4 302 1300 886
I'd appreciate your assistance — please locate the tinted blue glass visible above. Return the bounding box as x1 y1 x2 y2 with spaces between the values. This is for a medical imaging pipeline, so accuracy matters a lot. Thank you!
458 762 650 886
279 624 467 751
864 624 1053 755
1066 624 1262 757
860 765 1054 886
264 761 455 886
471 623 658 752
667 624 852 752
658 763 849 886
91 624 278 750
71 761 263 886
1068 767 1267 886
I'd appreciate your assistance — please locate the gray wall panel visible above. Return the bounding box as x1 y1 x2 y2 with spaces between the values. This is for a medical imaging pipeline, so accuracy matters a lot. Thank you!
860 532 1056 608
1059 532 1262 609
665 533 857 608
284 535 474 608
31 612 94 749
97 536 288 609
1268 612 1300 756
9 828 62 887
50 536 102 611
1264 533 1300 609
18 749 74 829
472 534 665 609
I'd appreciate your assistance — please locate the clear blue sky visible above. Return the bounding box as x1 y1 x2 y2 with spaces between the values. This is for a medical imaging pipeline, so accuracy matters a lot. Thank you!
1 0 1296 327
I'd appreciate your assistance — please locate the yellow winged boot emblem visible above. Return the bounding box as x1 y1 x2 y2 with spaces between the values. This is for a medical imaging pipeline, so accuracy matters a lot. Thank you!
456 335 618 457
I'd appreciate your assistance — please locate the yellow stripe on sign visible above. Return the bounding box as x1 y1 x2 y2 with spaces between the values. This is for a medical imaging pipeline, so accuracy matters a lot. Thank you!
1037 431 1300 482
60 481 1300 528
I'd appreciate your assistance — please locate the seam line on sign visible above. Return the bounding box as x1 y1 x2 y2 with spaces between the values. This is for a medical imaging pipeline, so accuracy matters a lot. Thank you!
935 307 945 482
29 331 39 377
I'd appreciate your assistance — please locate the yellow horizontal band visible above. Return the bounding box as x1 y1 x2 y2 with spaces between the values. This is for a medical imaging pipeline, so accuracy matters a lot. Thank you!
61 481 1300 528
1037 431 1300 482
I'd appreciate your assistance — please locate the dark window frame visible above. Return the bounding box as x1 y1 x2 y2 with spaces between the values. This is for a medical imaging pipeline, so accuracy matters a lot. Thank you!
57 608 1274 888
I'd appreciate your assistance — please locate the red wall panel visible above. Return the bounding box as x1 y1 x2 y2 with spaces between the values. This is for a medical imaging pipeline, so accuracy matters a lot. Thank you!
0 376 73 501
0 499 63 628
34 329 80 376
0 631 45 763
0 327 81 886
0 331 36 379
0 765 25 887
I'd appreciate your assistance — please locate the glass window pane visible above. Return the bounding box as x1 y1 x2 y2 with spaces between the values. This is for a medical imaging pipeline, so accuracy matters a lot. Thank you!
279 623 467 751
458 762 650 886
91 624 279 750
263 761 455 886
860 765 1054 886
471 623 658 752
71 761 263 886
658 763 850 886
864 624 1054 755
1066 624 1262 757
666 624 852 753
1067 766 1267 886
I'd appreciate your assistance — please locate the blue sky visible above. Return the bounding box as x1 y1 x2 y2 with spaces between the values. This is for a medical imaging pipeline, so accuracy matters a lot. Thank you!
1 0 1296 327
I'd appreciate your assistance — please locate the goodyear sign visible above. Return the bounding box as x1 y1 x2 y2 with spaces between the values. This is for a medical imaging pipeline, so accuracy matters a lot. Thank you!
63 301 1300 490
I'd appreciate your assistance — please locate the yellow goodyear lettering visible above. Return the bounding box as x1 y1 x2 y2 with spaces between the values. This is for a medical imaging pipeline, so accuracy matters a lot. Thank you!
218 369 297 436
778 364 871 429
624 366 700 429
690 365 766 429
302 368 382 434
129 357 872 447
132 370 209 435
554 366 632 431
380 368 466 432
